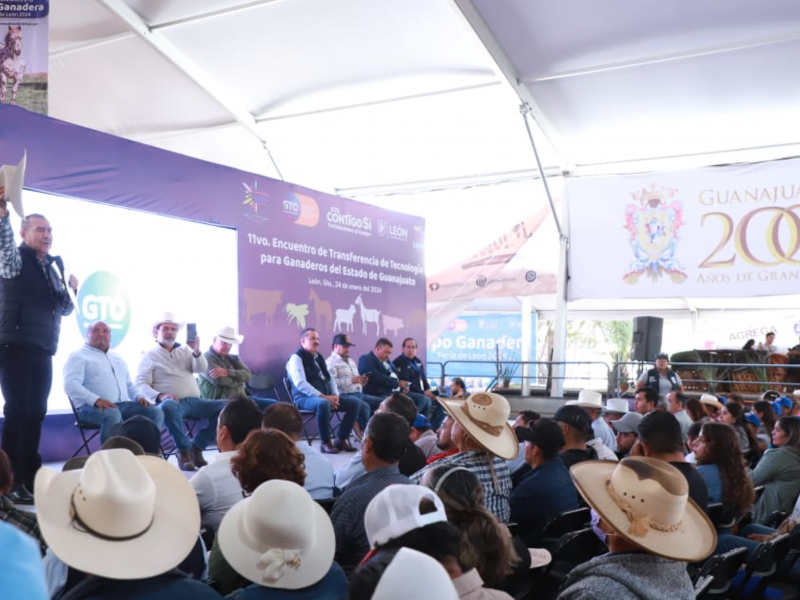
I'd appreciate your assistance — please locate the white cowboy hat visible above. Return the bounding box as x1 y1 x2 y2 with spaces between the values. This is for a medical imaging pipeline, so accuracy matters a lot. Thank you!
373 548 458 600
570 457 716 562
151 311 184 330
0 151 26 218
605 397 630 414
699 394 723 409
793 390 800 398
570 389 603 409
217 479 335 590
440 392 519 460
216 325 244 345
34 449 200 580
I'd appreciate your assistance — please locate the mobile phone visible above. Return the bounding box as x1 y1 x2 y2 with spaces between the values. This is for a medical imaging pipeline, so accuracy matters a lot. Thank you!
186 323 197 344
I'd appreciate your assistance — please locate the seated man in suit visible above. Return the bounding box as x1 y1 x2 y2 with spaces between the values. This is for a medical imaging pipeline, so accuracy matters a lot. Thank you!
392 337 441 429
359 338 429 418
286 327 366 455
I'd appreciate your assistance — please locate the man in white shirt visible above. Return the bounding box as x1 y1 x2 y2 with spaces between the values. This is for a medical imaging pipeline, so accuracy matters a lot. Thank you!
326 333 381 431
63 321 164 444
191 396 262 535
667 391 693 444
261 401 334 500
136 312 226 471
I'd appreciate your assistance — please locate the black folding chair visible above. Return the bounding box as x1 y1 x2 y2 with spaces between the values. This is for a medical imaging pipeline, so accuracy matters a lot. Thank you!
733 534 791 599
282 375 344 444
694 546 747 599
542 527 607 584
540 507 591 550
694 574 714 599
67 396 101 458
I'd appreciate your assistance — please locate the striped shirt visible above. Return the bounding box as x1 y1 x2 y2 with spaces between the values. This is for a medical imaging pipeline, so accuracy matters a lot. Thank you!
326 352 362 394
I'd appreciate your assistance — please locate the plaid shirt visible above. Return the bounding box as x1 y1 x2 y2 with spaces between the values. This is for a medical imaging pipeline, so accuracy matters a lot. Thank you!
0 214 74 315
0 496 46 555
410 450 512 523
326 352 362 394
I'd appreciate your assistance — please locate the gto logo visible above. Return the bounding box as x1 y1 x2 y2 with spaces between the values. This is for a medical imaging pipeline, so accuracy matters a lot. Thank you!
76 272 131 349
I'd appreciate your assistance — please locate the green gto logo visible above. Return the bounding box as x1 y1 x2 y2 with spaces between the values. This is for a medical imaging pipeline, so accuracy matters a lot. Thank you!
76 271 130 349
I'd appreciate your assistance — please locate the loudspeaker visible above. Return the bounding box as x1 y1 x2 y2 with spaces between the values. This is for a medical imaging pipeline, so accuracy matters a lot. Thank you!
631 316 663 362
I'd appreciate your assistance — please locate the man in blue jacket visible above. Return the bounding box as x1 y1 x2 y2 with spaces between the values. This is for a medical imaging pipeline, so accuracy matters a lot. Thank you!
392 337 441 428
358 338 430 418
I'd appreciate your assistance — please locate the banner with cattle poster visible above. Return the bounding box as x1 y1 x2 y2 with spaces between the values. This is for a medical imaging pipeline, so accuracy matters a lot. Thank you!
0 0 48 114
566 158 800 299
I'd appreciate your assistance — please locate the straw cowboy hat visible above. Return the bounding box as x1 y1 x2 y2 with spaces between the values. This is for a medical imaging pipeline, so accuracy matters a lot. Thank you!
215 325 244 345
218 479 335 590
0 151 26 218
570 457 716 562
699 394 724 410
34 449 200 580
440 391 518 460
605 397 630 414
567 389 604 409
151 311 184 330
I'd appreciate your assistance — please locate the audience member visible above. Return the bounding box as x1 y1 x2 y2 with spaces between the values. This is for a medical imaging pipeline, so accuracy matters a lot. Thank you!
450 377 469 399
666 391 692 443
428 414 460 464
508 419 578 546
774 395 794 417
136 312 225 471
685 397 706 423
63 321 164 445
216 480 348 599
609 412 643 459
684 421 702 463
286 327 364 455
752 400 778 445
330 412 412 574
393 337 442 427
603 398 628 426
553 405 597 468
410 392 517 523
0 448 46 554
507 410 541 478
109 415 163 454
326 332 382 428
749 416 800 523
635 352 684 395
633 411 708 510
191 396 262 535
632 387 658 415
718 401 756 456
262 402 334 500
699 394 723 421
411 413 439 459
34 448 220 599
0 521 48 600
572 390 616 451
334 392 425 490
557 457 716 600
61 435 146 471
350 547 459 600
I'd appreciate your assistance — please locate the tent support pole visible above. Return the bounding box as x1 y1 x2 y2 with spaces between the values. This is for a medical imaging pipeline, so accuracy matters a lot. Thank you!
520 105 568 397
521 296 533 396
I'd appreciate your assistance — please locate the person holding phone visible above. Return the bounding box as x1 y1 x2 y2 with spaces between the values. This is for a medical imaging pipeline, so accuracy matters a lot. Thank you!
326 333 382 433
0 186 78 504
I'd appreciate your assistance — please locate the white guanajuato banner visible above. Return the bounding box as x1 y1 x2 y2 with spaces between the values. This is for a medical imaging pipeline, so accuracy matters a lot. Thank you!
566 158 800 299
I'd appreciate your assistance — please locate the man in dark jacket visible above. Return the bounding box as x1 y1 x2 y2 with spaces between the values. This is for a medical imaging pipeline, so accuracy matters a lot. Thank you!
360 338 431 419
392 337 442 428
0 195 77 504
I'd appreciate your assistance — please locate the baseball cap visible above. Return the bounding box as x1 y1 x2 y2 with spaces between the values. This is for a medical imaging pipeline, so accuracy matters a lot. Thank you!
610 412 643 434
515 418 565 455
332 333 354 347
655 352 669 360
364 485 448 549
774 396 794 412
744 413 762 427
553 405 592 434
413 414 432 429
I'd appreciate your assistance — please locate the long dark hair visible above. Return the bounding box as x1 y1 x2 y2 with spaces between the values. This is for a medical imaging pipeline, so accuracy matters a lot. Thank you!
686 398 706 422
724 402 758 453
753 401 778 435
776 416 800 449
697 423 755 515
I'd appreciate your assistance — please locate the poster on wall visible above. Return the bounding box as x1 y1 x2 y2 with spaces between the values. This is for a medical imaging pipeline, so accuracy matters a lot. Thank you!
566 158 800 299
0 0 48 114
427 314 536 389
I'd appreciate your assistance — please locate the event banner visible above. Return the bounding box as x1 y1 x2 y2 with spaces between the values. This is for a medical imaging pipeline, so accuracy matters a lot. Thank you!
0 0 48 114
238 190 426 377
427 314 536 387
566 158 800 299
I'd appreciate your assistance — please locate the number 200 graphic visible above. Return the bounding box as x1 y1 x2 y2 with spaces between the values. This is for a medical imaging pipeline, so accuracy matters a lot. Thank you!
700 206 800 268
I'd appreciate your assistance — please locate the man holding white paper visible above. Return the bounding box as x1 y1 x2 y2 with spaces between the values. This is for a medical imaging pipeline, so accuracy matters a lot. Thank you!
0 180 78 504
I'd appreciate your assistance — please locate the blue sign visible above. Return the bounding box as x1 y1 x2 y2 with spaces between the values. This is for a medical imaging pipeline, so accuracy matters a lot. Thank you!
428 314 537 382
76 271 131 349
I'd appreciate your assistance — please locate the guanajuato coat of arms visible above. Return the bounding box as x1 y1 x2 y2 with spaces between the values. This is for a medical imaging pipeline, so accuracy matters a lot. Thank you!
623 185 687 284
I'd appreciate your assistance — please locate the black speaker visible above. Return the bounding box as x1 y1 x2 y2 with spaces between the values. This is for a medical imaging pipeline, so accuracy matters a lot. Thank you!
631 316 664 362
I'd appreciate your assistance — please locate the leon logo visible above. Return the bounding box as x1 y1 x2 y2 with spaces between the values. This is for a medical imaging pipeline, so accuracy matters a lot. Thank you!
283 192 320 227
242 180 270 223
76 271 131 349
623 185 687 284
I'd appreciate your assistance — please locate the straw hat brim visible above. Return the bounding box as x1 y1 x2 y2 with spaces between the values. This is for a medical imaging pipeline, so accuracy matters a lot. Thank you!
34 456 200 580
441 398 519 461
569 461 717 562
217 496 335 589
218 333 244 344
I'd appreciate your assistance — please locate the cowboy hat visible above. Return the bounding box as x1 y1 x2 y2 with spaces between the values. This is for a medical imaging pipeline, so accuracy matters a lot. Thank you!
605 397 630 414
217 479 335 590
151 311 184 330
215 325 244 345
570 389 603 409
440 392 518 460
0 151 26 218
699 394 723 409
570 457 716 562
34 449 200 580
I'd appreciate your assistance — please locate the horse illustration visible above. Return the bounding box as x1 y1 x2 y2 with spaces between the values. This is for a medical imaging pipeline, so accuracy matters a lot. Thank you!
0 26 25 105
355 294 380 336
308 288 332 330
286 303 310 329
334 304 356 333
383 314 404 337
243 288 282 326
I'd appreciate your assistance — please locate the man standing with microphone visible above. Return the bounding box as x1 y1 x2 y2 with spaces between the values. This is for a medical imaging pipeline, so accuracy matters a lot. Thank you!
0 183 77 504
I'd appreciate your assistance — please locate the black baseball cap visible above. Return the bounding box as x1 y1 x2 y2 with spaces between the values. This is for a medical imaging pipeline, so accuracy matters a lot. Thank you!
332 333 354 347
516 418 565 454
655 352 669 360
553 405 592 434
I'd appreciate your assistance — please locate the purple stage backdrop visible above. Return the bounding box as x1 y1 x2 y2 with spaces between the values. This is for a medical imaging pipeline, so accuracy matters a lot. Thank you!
0 104 426 390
